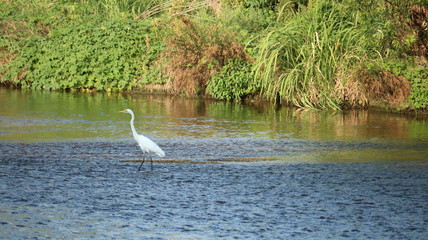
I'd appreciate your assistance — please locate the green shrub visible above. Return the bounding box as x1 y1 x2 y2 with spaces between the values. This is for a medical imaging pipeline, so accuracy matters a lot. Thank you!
405 67 428 110
2 19 165 90
221 0 279 9
207 59 257 102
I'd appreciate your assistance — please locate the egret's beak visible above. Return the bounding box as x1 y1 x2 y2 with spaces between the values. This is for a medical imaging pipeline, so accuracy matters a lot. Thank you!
118 110 127 113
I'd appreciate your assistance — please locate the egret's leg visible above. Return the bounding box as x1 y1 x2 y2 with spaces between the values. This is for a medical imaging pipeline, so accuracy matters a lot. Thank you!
138 155 146 171
150 156 153 171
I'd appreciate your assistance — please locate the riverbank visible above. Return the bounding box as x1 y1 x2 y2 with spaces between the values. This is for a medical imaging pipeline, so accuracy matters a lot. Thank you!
1 0 427 111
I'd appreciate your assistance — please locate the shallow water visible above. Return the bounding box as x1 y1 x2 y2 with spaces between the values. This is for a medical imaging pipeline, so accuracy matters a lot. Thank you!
1 88 427 239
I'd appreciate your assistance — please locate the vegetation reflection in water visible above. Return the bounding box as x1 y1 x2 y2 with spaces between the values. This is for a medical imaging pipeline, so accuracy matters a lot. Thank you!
1 88 427 163
1 88 427 142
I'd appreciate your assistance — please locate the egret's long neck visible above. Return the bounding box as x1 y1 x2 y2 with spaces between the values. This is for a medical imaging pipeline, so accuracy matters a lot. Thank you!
129 111 138 137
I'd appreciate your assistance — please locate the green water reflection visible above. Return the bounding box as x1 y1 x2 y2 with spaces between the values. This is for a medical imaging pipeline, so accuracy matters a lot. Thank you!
1 88 427 144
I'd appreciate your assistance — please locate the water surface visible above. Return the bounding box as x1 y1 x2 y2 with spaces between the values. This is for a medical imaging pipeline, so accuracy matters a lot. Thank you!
0 88 427 239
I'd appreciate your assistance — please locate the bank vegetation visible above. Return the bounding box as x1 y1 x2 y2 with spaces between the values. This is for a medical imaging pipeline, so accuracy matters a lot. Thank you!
1 0 427 111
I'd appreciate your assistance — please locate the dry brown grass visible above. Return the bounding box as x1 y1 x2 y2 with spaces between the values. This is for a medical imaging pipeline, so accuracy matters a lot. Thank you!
335 68 412 109
335 70 369 109
409 5 428 59
164 17 250 96
135 0 221 20
359 70 411 108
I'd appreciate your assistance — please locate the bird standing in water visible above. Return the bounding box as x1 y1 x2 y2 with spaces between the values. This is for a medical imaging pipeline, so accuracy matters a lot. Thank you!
119 109 165 171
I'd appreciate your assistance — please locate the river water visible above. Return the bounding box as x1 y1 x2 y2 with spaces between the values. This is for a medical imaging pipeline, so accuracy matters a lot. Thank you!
0 88 427 239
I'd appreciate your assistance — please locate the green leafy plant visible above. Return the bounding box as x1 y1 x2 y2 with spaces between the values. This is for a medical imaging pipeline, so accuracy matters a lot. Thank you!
2 19 165 90
207 59 257 102
403 67 428 110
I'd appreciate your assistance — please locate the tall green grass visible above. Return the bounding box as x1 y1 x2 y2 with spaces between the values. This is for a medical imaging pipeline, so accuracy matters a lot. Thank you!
253 1 365 109
5 0 167 21
81 0 160 19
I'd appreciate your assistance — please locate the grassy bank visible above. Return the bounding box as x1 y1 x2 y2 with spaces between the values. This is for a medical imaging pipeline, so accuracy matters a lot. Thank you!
1 0 427 111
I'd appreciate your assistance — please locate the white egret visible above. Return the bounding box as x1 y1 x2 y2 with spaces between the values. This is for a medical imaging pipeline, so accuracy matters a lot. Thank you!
119 109 165 171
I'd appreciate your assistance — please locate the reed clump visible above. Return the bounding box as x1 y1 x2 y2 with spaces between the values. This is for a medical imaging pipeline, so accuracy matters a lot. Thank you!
254 1 365 109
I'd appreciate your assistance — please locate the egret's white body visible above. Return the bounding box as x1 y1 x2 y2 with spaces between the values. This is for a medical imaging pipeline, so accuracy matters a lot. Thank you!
119 109 165 170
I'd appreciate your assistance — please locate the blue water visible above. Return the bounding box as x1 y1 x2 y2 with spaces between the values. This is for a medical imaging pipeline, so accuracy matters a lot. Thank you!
1 141 427 239
1 89 428 239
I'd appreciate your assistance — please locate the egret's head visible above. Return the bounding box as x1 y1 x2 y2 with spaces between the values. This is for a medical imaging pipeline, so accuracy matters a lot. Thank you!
119 109 132 114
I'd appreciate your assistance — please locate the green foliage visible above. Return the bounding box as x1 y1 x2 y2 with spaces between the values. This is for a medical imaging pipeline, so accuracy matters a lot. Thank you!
6 0 159 21
344 0 424 58
243 0 279 9
254 0 364 109
220 6 275 40
2 19 165 90
404 67 428 110
1 0 427 111
207 59 257 102
221 0 279 9
72 0 158 20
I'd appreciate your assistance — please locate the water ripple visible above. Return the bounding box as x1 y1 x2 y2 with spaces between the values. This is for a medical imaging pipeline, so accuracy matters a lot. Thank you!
1 141 427 239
